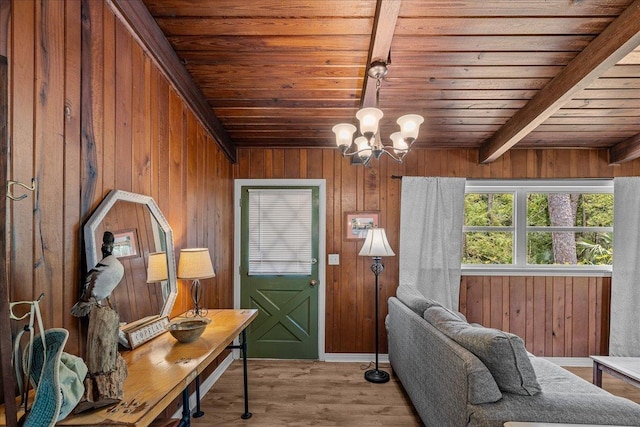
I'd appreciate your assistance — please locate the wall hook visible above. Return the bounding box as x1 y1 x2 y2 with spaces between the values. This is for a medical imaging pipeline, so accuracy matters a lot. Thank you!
6 178 36 201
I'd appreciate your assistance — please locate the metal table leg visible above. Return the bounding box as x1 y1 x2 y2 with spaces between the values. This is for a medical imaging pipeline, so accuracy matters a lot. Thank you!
193 375 204 418
178 387 191 427
227 328 252 419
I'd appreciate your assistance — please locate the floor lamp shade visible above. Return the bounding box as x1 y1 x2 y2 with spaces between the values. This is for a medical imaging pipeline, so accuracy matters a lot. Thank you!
146 251 168 283
359 228 395 257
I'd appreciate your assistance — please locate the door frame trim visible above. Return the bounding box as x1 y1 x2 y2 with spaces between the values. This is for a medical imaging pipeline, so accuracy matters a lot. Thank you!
234 179 327 361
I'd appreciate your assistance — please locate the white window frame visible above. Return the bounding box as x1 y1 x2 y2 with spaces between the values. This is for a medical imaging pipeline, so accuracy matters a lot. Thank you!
462 179 613 277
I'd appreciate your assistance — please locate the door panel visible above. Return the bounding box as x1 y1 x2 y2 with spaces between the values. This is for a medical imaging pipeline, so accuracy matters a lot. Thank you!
240 186 319 359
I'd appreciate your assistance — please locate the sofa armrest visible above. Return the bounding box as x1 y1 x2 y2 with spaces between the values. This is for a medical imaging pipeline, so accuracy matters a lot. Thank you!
388 297 501 427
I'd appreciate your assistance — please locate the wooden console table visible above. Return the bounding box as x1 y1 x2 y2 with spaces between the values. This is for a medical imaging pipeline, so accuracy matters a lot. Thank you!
0 309 258 426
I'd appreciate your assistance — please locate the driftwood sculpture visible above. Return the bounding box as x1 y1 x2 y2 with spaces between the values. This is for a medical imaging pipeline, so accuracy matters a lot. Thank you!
71 231 128 413
74 306 127 413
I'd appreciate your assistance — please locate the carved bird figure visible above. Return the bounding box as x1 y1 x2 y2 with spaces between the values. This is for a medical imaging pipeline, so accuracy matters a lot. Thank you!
70 231 125 317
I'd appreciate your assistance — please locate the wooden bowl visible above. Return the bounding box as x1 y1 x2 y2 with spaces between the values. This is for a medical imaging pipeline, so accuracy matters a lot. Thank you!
166 317 211 343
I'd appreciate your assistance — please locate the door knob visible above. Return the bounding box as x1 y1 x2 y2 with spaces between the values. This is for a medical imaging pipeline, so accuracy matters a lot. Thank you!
310 279 318 287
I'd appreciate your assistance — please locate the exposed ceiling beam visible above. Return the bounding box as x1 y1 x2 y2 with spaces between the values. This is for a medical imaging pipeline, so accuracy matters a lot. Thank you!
108 0 237 163
361 0 401 108
609 133 640 164
478 0 640 164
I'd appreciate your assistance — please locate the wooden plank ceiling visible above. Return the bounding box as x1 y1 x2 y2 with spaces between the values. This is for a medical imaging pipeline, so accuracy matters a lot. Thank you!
133 0 640 164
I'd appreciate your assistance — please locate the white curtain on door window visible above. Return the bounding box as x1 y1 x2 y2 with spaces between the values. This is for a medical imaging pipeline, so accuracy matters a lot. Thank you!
610 177 640 356
399 177 466 310
248 189 313 275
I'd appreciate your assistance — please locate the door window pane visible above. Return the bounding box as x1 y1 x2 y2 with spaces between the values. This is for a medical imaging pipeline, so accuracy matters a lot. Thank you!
248 189 312 275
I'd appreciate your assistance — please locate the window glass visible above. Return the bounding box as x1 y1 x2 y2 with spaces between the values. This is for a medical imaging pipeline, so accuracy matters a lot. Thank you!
526 231 612 265
463 231 513 264
577 194 613 227
464 193 513 226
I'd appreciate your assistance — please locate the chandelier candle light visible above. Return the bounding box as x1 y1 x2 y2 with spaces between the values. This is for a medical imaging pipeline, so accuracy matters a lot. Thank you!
177 248 215 317
333 61 424 165
359 227 395 383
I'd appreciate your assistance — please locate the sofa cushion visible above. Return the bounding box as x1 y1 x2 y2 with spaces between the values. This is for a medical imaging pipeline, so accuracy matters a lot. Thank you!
424 306 541 396
396 285 439 316
395 286 469 321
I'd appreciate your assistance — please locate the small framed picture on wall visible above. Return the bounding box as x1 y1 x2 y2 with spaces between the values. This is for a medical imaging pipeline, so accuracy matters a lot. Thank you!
344 211 379 240
112 228 139 259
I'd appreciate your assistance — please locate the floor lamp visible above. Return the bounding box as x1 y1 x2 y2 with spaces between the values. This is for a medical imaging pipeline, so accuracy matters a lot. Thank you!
359 227 395 383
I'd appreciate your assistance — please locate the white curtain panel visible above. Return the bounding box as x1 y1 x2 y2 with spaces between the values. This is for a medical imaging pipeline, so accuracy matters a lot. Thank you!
610 177 640 356
399 177 466 310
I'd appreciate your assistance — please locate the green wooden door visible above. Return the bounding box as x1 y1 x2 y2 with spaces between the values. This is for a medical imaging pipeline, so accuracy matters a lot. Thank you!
240 186 319 359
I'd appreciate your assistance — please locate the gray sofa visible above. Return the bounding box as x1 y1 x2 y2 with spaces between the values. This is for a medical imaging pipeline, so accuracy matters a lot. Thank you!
387 289 640 427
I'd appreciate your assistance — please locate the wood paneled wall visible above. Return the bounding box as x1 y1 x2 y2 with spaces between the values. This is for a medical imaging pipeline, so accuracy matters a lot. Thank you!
5 0 234 367
235 148 640 356
461 276 611 356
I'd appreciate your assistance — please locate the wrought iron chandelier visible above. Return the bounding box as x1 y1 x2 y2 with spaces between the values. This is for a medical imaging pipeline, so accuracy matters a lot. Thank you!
332 61 423 165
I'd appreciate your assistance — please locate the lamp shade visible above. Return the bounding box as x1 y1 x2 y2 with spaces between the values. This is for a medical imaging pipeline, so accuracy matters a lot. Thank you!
146 251 168 283
354 136 372 162
332 123 357 148
177 248 215 280
359 228 395 257
397 114 424 143
390 132 408 154
356 107 383 137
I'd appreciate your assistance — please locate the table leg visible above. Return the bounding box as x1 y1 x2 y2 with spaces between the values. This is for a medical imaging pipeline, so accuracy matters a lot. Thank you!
193 375 204 418
240 329 252 420
178 387 191 427
226 329 252 420
593 361 603 387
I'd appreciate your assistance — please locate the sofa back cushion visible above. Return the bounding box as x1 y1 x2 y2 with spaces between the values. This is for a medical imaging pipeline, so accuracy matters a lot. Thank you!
396 285 469 321
396 285 439 316
424 306 542 396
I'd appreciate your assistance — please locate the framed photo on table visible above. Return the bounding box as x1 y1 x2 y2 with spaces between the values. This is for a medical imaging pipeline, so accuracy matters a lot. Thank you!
344 211 379 240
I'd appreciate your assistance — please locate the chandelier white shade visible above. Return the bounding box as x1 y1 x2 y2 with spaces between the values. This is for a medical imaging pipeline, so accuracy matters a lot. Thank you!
333 61 423 165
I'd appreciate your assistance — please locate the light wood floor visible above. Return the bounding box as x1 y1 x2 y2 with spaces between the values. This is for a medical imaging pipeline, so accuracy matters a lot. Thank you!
192 360 640 426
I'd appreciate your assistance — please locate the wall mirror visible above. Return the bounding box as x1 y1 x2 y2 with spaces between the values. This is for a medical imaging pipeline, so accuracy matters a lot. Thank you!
84 190 177 329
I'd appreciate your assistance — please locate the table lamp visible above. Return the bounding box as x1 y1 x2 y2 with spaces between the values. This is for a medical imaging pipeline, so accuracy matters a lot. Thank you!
359 227 395 383
146 251 168 283
177 248 215 317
